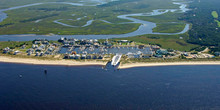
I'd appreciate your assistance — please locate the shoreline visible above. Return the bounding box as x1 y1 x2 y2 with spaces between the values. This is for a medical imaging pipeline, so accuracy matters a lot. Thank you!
0 56 106 67
0 56 220 68
119 61 220 69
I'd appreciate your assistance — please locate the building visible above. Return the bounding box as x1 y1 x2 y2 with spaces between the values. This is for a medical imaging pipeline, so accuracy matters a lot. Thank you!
3 47 10 54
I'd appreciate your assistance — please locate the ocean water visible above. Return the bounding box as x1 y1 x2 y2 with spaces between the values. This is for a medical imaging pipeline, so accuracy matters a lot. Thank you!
0 62 220 110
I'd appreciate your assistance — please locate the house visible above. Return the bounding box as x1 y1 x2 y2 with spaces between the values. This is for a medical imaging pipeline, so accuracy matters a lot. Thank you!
58 37 66 42
52 43 59 47
20 45 26 49
48 47 54 52
126 52 135 58
42 41 49 45
64 54 69 59
40 52 44 56
32 44 38 49
138 45 145 49
69 55 75 59
92 55 98 59
182 52 189 56
154 54 163 58
93 39 98 43
35 52 39 56
36 45 46 52
75 54 80 59
214 52 220 56
151 45 160 51
156 49 168 55
26 48 34 55
81 54 86 59
86 55 92 59
134 54 142 58
98 55 103 59
142 54 152 58
14 51 20 55
3 47 10 54
33 39 48 44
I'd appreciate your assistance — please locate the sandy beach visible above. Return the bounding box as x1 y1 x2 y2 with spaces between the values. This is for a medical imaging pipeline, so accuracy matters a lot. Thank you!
119 61 220 69
0 56 106 66
1 56 220 68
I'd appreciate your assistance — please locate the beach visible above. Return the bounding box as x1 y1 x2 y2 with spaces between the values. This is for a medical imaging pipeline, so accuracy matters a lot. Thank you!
0 56 106 66
1 56 220 68
119 61 220 69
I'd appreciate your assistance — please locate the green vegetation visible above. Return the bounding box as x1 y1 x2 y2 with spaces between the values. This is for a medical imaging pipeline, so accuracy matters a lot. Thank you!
212 11 218 18
97 0 141 7
179 0 220 47
132 12 186 33
211 11 220 27
0 0 212 53
0 0 82 9
113 33 199 51
153 23 186 33
133 12 182 23
0 41 32 50
215 20 220 27
0 0 180 35
121 57 220 64
0 4 141 35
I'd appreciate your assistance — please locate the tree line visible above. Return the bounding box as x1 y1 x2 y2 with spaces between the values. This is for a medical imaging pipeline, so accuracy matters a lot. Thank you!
179 0 220 52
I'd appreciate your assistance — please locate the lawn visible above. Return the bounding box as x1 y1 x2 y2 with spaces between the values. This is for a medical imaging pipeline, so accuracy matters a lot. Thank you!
212 11 218 18
212 11 220 27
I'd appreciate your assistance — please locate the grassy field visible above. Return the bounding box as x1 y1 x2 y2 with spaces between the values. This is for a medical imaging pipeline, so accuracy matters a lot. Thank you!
212 11 220 27
114 33 199 51
0 0 181 35
153 23 186 33
0 4 141 35
0 41 32 50
212 11 218 18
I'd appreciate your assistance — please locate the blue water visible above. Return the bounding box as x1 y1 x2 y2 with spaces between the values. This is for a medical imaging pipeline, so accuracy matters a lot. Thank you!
1 62 220 110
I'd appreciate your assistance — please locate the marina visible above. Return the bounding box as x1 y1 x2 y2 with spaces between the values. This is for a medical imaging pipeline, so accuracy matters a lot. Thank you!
57 38 154 60
60 46 153 57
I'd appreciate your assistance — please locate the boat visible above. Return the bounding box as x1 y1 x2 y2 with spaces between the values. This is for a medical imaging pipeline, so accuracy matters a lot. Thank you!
111 54 122 66
19 74 22 78
44 69 47 74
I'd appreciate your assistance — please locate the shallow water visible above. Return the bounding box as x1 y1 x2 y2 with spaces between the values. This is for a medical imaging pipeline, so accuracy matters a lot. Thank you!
1 63 220 110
